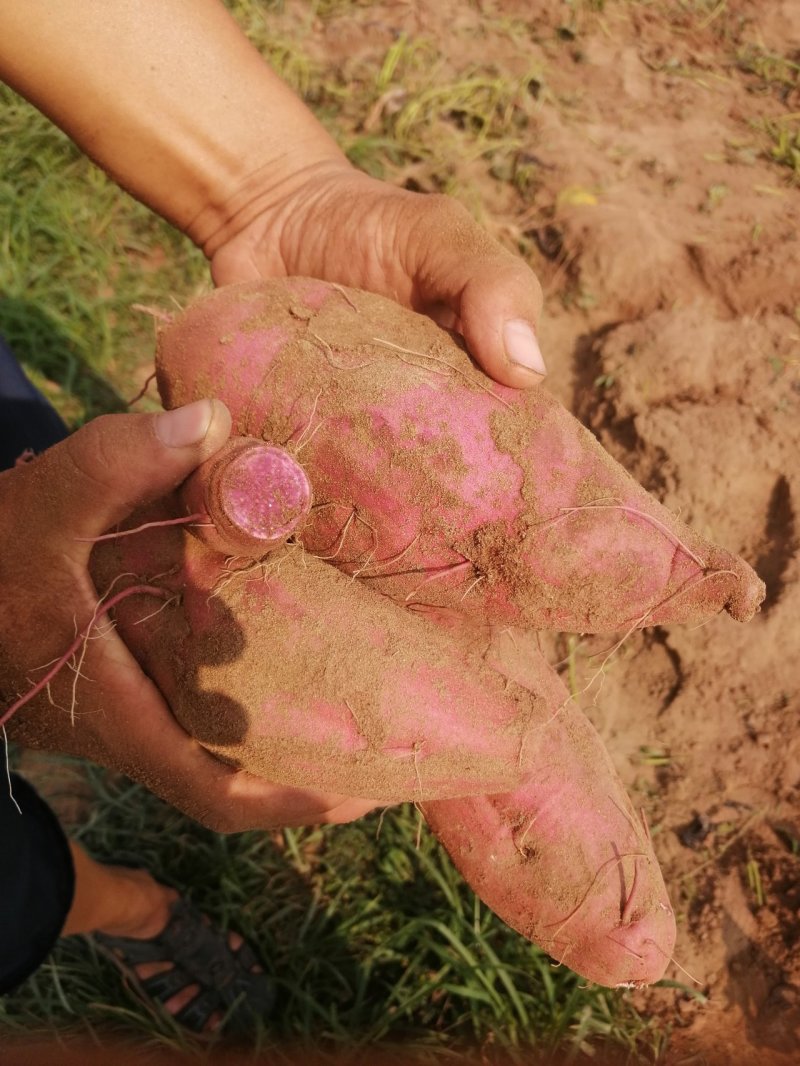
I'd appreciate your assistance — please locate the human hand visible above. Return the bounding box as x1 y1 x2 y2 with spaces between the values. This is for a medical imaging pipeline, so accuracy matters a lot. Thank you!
0 402 375 831
207 166 546 389
0 0 543 388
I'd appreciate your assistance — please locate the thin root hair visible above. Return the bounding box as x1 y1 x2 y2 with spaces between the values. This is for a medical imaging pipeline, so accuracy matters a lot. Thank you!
130 303 173 324
353 533 419 578
329 283 360 312
75 513 208 544
372 336 514 409
404 559 473 602
126 370 158 407
290 389 323 454
619 857 640 924
308 330 373 372
643 939 702 985
0 582 169 731
536 498 708 569
544 850 648 942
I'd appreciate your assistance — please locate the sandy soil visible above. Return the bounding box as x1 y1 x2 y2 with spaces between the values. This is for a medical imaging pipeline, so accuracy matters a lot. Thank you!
293 2 800 1062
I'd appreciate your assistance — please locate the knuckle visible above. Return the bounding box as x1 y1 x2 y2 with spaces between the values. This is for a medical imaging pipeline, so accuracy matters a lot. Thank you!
321 800 375 825
202 809 239 834
63 417 119 494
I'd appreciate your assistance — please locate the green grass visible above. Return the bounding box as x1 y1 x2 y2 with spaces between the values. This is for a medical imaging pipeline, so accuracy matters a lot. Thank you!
737 46 800 97
734 43 800 179
0 3 674 1061
1 761 665 1064
763 118 800 178
0 88 207 427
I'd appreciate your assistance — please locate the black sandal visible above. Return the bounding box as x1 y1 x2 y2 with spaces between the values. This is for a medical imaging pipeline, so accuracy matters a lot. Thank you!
94 898 274 1034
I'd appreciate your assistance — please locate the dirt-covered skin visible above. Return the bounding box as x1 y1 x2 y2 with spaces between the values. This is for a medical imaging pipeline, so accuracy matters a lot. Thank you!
426 630 676 988
90 515 676 987
128 275 769 988
156 279 764 634
91 513 557 803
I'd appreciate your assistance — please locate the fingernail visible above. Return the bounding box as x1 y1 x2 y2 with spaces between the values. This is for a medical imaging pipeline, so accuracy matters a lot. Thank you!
503 319 547 377
155 399 214 447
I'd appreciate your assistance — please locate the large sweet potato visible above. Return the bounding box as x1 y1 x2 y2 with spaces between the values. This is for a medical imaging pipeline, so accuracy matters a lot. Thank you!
91 522 676 986
425 631 675 987
91 525 546 802
156 278 764 633
86 275 767 989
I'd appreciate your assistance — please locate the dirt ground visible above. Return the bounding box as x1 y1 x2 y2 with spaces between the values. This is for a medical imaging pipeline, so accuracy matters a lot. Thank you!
287 1 800 1062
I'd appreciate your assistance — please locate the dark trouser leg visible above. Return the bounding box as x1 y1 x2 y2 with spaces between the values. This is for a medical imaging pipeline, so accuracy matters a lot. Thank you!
0 334 68 470
0 339 72 993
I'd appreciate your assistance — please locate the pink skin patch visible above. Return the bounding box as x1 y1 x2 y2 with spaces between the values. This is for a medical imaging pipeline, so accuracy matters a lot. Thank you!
518 420 705 620
302 386 524 571
255 695 368 754
220 447 312 543
285 277 335 311
375 663 521 758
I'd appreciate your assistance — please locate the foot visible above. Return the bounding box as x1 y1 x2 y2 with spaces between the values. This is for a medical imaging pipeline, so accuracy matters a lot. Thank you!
94 887 273 1035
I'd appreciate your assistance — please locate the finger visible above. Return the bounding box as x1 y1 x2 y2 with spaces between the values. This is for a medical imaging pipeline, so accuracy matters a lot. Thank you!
222 771 378 831
402 193 546 389
136 736 377 833
99 665 376 832
20 400 232 550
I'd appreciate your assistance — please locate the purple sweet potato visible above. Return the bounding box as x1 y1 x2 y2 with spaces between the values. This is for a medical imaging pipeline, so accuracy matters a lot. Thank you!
90 522 676 987
156 278 764 633
81 275 766 989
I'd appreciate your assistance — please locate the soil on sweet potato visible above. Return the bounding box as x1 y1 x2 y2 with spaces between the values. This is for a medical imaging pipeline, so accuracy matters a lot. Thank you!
158 278 763 638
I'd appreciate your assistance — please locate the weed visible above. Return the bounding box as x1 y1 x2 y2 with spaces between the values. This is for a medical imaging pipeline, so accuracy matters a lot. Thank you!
701 183 729 211
764 119 800 178
737 46 800 99
774 826 800 856
746 855 766 907
638 747 672 768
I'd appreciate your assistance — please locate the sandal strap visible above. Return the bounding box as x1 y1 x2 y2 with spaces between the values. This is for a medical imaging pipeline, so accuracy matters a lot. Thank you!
139 965 195 1004
232 940 259 971
174 987 225 1034
94 932 167 967
93 896 275 1028
159 901 244 1002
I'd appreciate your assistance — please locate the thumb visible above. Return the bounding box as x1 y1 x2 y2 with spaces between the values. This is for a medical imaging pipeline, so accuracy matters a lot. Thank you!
404 194 547 389
28 399 232 548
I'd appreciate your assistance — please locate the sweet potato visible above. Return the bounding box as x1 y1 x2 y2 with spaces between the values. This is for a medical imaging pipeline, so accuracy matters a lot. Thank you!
425 630 675 987
86 274 763 989
91 521 553 802
90 525 676 986
156 278 765 633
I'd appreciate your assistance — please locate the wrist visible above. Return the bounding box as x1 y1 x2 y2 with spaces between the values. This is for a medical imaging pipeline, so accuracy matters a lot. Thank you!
190 153 353 262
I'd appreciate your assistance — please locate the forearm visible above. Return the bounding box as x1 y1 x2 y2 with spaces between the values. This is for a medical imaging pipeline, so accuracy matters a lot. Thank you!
0 0 348 251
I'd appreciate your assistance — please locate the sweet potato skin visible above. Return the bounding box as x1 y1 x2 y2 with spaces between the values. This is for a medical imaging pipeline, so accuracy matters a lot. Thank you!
91 519 556 803
424 632 676 988
156 278 764 633
91 519 676 986
93 275 767 988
